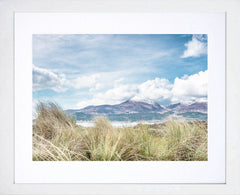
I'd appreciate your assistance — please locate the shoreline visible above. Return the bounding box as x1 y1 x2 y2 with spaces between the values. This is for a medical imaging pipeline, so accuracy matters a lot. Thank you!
76 119 207 128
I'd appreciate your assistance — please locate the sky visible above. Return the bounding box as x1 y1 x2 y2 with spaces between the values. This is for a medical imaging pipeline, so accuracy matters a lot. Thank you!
32 34 208 109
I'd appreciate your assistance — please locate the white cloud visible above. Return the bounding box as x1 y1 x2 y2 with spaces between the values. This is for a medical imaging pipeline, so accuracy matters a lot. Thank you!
181 35 207 58
32 65 67 92
104 84 137 101
33 64 207 106
172 70 208 103
132 78 172 102
71 73 129 92
76 70 208 108
76 77 173 108
76 84 137 108
33 64 132 94
71 74 101 89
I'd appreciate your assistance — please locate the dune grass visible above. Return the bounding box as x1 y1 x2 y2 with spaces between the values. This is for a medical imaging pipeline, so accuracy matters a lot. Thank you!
33 102 208 161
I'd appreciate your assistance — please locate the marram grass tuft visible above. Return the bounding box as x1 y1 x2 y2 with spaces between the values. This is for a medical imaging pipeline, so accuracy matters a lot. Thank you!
33 102 208 161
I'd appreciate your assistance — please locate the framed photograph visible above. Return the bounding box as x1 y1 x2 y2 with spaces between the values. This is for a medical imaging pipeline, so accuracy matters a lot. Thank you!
15 13 225 183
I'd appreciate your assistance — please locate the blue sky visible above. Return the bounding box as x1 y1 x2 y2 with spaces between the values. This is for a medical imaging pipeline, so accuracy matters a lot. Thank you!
33 34 208 109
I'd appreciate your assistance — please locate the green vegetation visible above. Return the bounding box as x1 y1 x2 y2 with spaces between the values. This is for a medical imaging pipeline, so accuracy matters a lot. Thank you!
74 111 207 122
33 102 208 161
177 112 208 121
74 111 175 122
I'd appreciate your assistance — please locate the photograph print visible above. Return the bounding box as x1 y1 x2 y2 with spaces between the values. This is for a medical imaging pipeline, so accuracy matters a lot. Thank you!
32 34 208 161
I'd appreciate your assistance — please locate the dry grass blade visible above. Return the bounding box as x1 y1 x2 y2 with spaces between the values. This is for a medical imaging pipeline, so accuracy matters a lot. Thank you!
33 102 208 161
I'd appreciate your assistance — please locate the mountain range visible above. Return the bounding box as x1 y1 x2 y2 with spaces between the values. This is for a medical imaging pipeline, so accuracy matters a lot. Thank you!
66 100 207 115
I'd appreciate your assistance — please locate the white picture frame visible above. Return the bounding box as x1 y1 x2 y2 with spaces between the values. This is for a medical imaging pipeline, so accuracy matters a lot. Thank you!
2 0 240 193
14 13 225 184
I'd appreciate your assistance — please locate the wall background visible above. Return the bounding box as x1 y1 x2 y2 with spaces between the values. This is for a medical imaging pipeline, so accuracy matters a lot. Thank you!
0 0 239 194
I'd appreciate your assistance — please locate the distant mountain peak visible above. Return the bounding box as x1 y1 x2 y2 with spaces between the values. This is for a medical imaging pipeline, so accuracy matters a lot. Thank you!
166 102 182 109
129 97 159 105
65 100 207 115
